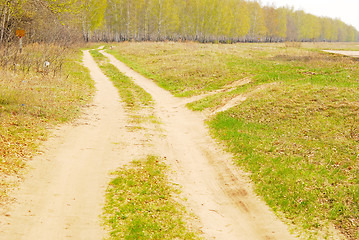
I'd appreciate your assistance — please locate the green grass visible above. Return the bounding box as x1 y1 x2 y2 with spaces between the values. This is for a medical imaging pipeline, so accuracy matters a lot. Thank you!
210 84 359 239
105 43 242 97
106 42 359 98
0 45 94 201
107 42 359 239
186 83 253 111
103 156 201 240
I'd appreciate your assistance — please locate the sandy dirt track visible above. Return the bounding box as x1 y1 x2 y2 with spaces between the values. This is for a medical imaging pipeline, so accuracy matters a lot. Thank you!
0 51 129 239
323 50 359 58
0 50 297 239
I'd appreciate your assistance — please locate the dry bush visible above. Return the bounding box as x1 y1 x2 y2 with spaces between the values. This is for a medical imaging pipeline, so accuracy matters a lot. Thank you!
0 43 68 76
285 41 302 48
0 44 94 204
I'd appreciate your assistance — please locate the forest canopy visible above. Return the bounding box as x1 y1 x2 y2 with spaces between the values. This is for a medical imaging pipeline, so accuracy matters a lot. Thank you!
1 0 358 44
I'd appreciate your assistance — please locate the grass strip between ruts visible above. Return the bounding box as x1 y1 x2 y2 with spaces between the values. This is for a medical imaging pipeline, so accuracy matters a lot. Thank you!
103 156 201 240
89 50 153 110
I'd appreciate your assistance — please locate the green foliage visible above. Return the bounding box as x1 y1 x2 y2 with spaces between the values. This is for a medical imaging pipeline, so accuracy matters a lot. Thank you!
78 0 107 36
43 0 78 14
97 0 358 42
2 0 358 43
248 1 267 40
103 156 201 240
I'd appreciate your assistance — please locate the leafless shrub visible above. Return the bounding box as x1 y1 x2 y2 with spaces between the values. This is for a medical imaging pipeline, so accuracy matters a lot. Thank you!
0 43 67 77
285 42 302 48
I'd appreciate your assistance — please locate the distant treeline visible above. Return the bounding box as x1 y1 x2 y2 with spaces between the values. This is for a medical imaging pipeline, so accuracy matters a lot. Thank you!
1 0 358 45
99 0 358 42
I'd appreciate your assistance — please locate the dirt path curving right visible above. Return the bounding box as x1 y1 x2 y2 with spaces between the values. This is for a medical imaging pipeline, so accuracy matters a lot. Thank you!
101 51 297 240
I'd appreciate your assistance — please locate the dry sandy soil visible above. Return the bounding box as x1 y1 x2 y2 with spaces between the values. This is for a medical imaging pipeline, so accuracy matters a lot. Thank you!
0 50 297 240
323 50 359 58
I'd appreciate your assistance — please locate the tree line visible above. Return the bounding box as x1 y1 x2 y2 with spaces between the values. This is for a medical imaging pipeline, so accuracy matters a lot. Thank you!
1 0 358 45
100 0 358 42
0 0 104 45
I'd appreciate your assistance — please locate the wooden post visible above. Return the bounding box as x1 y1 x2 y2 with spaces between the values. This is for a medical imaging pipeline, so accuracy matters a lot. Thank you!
19 36 22 53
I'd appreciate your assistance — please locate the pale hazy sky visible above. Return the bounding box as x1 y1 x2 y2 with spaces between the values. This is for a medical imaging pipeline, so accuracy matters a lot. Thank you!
259 0 359 31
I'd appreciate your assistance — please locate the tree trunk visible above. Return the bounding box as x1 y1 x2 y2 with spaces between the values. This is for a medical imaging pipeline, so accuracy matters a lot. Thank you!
0 6 8 44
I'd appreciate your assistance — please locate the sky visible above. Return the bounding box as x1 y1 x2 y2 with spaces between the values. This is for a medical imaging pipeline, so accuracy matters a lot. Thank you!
259 0 359 31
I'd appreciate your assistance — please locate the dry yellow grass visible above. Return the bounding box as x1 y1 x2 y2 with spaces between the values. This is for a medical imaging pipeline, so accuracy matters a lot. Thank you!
0 44 94 203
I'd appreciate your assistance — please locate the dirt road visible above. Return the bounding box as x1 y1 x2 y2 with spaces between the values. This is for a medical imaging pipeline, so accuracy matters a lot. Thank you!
323 50 359 58
0 50 296 239
0 51 130 239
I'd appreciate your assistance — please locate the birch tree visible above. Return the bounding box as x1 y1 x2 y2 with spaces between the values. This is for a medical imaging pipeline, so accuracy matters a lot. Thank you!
248 1 266 41
7 0 356 43
77 0 107 41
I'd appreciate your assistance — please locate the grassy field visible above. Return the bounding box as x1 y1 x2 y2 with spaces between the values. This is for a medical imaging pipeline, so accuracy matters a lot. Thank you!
103 156 201 240
0 44 94 202
106 42 359 239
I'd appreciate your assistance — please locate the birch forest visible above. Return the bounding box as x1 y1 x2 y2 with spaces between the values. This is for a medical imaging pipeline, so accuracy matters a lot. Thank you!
1 0 358 44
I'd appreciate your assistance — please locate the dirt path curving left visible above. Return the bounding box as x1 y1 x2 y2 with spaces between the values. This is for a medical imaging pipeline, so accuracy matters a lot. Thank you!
0 51 133 240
